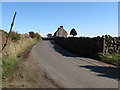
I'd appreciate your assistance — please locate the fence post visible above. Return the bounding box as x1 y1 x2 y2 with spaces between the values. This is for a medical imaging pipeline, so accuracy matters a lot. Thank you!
0 12 17 52
103 35 105 56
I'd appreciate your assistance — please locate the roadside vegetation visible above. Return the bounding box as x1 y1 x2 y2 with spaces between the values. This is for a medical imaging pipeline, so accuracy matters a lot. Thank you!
99 53 120 66
1 30 41 79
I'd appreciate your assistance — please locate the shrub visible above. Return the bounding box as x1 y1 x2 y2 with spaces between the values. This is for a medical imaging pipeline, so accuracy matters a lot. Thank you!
9 31 21 42
29 31 41 40
34 33 41 40
29 31 35 38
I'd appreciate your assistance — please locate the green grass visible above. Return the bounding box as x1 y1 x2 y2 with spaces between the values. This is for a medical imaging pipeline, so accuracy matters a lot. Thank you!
2 38 41 79
99 53 120 66
2 54 20 78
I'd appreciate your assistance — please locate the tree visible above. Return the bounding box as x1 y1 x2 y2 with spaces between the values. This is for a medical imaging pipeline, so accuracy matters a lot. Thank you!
70 28 77 37
47 33 52 38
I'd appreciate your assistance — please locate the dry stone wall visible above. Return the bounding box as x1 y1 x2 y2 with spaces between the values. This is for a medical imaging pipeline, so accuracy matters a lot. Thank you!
54 37 103 59
103 35 120 54
54 35 120 59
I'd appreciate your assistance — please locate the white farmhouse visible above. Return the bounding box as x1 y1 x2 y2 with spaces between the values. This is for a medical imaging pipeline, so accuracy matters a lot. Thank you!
54 26 68 38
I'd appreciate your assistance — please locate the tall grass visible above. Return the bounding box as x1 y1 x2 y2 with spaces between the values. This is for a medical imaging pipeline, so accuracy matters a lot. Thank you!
2 38 40 78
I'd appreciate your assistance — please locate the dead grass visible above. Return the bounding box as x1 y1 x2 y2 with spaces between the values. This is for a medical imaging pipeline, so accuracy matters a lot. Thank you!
2 38 40 79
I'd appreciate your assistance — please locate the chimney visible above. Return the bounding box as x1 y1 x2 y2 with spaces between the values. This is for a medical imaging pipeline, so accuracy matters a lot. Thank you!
60 26 63 29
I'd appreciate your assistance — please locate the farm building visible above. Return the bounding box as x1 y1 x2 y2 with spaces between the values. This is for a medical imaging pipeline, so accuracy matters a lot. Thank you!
54 26 68 38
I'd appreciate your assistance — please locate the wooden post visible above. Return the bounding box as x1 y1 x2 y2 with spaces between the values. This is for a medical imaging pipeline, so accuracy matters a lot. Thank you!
103 35 105 56
0 12 17 52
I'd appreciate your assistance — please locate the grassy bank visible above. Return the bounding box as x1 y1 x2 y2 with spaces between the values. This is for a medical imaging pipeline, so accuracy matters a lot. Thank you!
99 53 120 66
2 38 41 79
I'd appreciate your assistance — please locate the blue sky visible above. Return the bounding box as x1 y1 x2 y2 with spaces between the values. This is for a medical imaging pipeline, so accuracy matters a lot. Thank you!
2 2 118 37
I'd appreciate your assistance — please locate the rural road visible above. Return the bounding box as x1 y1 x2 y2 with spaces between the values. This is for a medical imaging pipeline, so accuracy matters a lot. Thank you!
31 41 118 88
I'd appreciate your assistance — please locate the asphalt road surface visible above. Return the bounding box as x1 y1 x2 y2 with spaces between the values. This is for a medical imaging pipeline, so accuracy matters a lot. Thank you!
31 41 118 88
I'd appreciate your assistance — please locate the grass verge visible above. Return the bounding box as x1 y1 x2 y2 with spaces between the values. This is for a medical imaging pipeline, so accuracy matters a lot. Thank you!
2 38 41 79
99 53 120 66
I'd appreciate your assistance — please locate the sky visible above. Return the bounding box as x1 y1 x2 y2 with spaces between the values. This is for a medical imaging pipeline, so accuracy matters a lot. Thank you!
2 2 118 37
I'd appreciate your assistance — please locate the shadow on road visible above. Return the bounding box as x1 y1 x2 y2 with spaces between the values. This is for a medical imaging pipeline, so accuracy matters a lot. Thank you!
50 40 120 80
50 40 79 57
80 65 119 80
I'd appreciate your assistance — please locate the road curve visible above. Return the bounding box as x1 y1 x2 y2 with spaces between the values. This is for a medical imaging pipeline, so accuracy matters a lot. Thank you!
31 41 118 88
